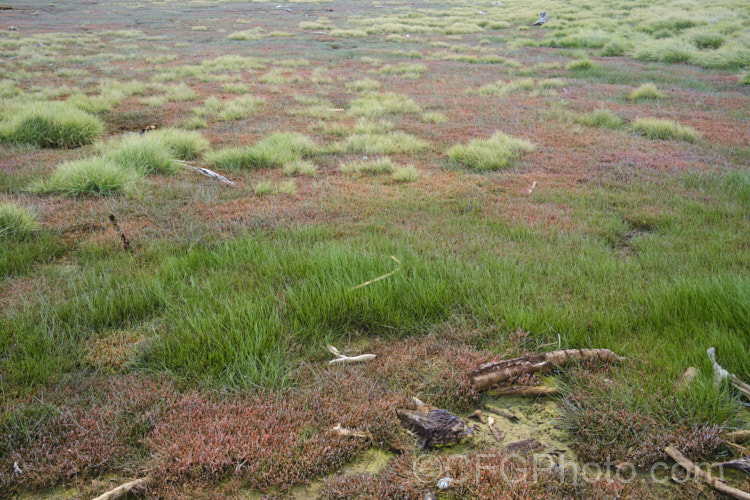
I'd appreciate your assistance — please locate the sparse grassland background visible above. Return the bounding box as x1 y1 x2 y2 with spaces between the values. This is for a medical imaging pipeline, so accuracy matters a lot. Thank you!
0 0 749 497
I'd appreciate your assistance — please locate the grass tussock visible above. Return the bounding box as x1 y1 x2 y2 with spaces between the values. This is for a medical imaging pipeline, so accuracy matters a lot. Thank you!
0 102 104 148
104 134 180 175
392 165 419 183
566 58 597 71
31 158 139 197
348 93 421 117
205 133 317 170
448 132 534 171
576 109 623 129
0 203 39 239
150 128 210 161
422 112 447 123
629 83 664 100
283 159 318 177
340 157 394 175
632 118 701 142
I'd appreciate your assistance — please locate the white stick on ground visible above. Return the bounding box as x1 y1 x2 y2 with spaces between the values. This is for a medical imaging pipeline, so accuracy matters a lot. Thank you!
708 347 750 399
328 345 376 365
91 477 152 500
176 161 237 186
665 446 750 500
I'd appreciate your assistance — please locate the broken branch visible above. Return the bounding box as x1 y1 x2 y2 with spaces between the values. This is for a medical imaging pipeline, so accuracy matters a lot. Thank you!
92 477 152 500
665 445 750 500
327 345 376 365
471 349 624 391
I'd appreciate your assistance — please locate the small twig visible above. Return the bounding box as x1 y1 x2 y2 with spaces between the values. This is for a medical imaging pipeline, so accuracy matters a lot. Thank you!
327 345 376 365
332 423 373 439
108 213 130 251
349 256 401 291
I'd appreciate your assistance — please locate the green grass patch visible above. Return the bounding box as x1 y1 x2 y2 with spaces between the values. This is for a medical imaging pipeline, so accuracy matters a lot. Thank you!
0 102 104 148
576 109 623 129
205 133 317 170
447 132 534 171
104 135 180 175
0 202 39 240
628 83 664 100
343 132 428 154
348 93 421 117
392 165 419 183
566 58 597 71
340 157 394 174
632 118 701 142
32 158 140 197
283 159 318 177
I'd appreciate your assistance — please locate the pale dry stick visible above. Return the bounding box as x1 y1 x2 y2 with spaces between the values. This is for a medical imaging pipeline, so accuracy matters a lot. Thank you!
176 160 237 186
91 477 152 500
331 423 373 439
708 347 750 399
327 345 376 365
665 445 750 500
487 416 505 443
527 181 537 196
349 256 401 291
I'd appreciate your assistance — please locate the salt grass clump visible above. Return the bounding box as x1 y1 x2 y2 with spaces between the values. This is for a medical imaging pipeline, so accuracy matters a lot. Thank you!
283 159 318 176
422 112 447 124
566 58 597 71
740 73 750 86
151 128 210 160
348 93 421 117
577 109 623 129
0 101 103 148
448 132 534 171
629 83 664 100
104 134 180 175
340 157 394 175
32 158 139 196
205 133 317 170
392 165 419 183
632 118 700 142
0 203 39 239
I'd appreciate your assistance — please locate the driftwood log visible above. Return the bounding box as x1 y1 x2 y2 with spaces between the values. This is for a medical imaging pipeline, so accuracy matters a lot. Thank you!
505 438 544 453
471 349 624 391
488 385 558 397
720 457 750 476
729 431 750 443
397 408 473 449
92 477 152 500
665 446 750 500
487 416 505 443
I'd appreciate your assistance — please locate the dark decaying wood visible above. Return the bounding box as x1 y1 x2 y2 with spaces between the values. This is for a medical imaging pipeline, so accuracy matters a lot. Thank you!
504 438 544 453
397 408 473 449
471 349 624 391
720 457 750 476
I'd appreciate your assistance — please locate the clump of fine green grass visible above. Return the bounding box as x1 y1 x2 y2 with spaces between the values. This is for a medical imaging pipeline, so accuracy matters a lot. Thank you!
31 158 139 196
392 165 419 183
566 58 597 71
0 203 40 239
150 128 210 160
346 78 381 92
739 73 750 86
344 132 428 154
690 30 725 50
447 132 534 171
104 134 181 175
340 157 394 174
348 93 421 117
205 133 318 170
283 159 318 176
576 109 623 129
253 180 297 195
629 83 664 100
0 102 104 148
422 112 447 124
632 118 701 142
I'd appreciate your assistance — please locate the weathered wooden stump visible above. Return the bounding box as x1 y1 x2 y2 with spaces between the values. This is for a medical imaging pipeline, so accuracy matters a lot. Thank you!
397 408 473 449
